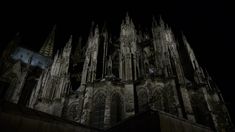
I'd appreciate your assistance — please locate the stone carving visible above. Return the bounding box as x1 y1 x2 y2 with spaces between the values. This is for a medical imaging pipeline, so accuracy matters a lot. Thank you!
66 101 82 121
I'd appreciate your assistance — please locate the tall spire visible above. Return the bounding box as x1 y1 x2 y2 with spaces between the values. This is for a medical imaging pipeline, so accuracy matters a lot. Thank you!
152 16 157 27
159 15 165 28
39 25 56 57
182 33 199 70
125 12 130 24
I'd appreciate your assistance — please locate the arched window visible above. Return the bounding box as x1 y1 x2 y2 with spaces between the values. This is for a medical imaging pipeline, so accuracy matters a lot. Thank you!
66 100 83 122
151 90 163 111
110 93 122 126
137 89 149 112
90 93 106 128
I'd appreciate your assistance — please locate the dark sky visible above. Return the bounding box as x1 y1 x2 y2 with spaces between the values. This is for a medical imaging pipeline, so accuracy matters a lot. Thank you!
0 1 234 123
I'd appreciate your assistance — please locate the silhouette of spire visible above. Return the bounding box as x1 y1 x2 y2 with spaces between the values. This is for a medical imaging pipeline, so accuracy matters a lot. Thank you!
125 12 130 23
182 33 200 70
159 15 165 28
66 35 73 48
152 16 157 27
39 25 56 57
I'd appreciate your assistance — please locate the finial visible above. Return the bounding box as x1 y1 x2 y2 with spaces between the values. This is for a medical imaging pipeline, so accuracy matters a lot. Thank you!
159 15 165 27
67 35 73 45
125 12 130 24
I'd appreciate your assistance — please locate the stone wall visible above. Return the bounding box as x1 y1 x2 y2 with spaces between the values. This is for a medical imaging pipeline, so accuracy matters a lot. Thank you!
106 110 213 132
0 100 101 132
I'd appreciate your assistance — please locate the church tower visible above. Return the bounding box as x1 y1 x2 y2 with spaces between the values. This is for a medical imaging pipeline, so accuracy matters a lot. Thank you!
181 34 232 131
81 24 100 86
119 13 137 117
29 36 72 117
39 25 55 58
3 13 229 131
119 13 138 81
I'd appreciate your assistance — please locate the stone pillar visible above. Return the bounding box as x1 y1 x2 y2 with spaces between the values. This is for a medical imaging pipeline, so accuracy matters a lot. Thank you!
104 94 111 128
201 87 219 131
80 85 93 125
81 56 89 85
180 86 196 122
125 54 131 80
171 79 183 118
119 53 123 80
133 55 137 80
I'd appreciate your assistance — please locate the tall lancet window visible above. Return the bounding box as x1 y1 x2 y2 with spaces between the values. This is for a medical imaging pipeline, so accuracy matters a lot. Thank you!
90 93 106 128
110 93 122 126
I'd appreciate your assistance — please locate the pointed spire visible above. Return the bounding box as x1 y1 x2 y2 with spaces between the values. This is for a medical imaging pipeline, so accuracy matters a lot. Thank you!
181 32 187 44
159 15 165 28
125 12 130 24
102 22 107 31
67 35 72 47
54 50 59 61
94 24 99 37
62 35 72 55
39 25 56 57
182 33 200 70
90 21 95 35
101 22 108 36
152 16 157 27
204 68 210 79
121 19 125 26
182 32 192 52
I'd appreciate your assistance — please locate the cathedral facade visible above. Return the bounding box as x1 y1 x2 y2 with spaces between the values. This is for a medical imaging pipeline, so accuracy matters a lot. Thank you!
0 14 233 131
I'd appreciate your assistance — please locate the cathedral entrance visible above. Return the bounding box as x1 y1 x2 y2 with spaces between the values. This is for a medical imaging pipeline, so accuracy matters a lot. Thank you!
110 93 123 126
90 93 106 128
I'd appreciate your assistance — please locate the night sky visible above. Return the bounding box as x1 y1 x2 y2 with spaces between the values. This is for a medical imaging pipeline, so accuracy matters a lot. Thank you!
0 1 234 123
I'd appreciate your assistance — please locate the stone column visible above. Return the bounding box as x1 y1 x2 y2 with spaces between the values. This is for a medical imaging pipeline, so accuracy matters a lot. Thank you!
171 79 183 118
80 85 93 125
180 86 196 122
104 94 111 128
201 87 219 131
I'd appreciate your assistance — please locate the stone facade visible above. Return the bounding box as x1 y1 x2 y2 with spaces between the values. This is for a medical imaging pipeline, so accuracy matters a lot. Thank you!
0 13 233 131
28 36 72 117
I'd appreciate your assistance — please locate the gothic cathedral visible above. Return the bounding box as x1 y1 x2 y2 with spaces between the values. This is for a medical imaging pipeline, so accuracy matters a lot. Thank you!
0 14 232 131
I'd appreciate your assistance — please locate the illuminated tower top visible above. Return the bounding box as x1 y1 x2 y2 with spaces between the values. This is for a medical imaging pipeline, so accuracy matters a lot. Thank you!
39 25 56 57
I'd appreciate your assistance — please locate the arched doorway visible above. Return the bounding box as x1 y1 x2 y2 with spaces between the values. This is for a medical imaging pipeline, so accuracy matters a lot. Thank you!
90 93 106 128
151 90 163 111
110 93 123 126
137 89 149 112
66 100 83 122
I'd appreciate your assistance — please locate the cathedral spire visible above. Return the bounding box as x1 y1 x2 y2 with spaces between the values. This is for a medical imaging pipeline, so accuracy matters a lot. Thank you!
182 33 199 70
152 16 157 27
159 15 165 28
39 25 56 57
125 12 130 24
89 21 95 37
